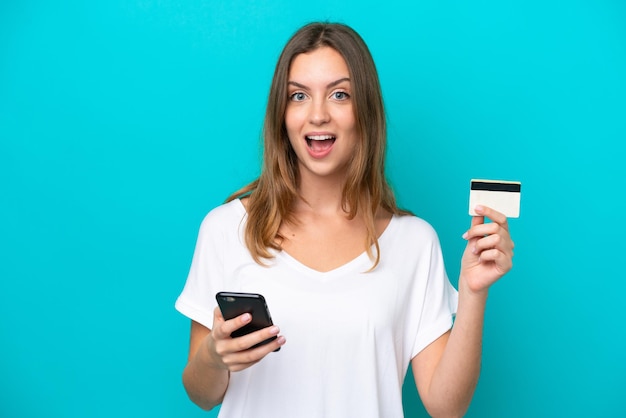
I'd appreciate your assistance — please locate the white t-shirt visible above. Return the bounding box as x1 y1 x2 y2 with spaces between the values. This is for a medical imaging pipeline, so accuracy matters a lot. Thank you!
176 199 458 418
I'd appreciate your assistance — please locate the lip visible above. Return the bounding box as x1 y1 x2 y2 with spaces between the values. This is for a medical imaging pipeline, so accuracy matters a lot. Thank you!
304 132 336 159
305 131 336 138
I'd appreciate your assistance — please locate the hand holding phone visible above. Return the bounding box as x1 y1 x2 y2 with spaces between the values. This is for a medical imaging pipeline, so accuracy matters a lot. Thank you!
215 292 281 351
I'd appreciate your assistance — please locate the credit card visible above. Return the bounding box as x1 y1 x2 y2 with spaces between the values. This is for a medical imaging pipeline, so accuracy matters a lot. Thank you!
469 179 521 218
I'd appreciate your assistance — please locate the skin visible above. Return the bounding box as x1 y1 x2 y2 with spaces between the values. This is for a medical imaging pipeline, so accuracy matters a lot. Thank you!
182 46 515 417
281 46 383 272
284 47 358 190
411 204 513 417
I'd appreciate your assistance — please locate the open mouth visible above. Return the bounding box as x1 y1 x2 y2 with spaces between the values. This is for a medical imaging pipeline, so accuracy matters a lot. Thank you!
305 135 336 152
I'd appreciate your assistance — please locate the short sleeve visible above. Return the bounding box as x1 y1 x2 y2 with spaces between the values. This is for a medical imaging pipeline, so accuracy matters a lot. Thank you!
410 226 459 358
175 208 228 329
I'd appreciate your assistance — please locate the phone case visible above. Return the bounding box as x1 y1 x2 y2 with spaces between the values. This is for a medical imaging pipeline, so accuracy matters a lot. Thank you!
215 292 279 350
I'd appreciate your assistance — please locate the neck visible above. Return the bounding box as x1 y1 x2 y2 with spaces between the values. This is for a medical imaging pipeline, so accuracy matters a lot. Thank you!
296 171 350 216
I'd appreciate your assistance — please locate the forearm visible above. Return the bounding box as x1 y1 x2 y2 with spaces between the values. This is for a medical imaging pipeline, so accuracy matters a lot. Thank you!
426 280 487 417
182 337 230 410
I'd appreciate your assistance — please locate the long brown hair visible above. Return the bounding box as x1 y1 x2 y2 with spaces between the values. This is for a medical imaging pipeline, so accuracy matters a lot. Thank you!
227 22 408 268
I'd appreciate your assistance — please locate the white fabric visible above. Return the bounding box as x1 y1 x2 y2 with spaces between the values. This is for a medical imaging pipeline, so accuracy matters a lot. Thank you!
175 199 458 418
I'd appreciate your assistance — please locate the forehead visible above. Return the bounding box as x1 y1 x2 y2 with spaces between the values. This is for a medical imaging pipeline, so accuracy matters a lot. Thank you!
288 47 350 81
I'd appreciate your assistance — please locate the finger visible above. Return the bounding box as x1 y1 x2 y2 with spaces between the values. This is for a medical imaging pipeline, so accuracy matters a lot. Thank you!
476 249 513 272
225 336 286 372
213 307 227 332
464 222 502 241
213 309 252 340
463 215 485 240
475 229 514 253
474 234 514 262
223 313 253 337
230 325 282 353
475 205 509 230
209 307 226 339
215 324 282 359
473 233 504 254
221 333 286 371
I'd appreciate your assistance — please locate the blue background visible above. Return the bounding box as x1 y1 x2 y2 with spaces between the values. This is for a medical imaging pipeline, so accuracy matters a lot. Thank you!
1 1 625 417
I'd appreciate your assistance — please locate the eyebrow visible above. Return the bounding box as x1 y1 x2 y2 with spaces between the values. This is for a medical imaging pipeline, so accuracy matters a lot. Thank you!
287 77 351 90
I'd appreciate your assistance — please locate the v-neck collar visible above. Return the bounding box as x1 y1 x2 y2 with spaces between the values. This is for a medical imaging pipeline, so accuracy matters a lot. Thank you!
233 198 397 279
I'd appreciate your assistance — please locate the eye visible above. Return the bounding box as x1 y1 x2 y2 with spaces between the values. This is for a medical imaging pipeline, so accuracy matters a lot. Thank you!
289 92 307 102
332 91 350 100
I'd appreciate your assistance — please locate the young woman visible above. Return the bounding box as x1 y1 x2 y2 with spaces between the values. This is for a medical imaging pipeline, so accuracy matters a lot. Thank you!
176 22 514 417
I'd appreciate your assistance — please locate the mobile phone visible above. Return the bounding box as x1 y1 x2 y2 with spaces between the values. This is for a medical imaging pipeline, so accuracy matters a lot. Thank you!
215 292 279 351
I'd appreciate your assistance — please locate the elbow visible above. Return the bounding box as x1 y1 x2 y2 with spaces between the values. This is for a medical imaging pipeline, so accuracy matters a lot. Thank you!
191 399 219 412
423 396 472 418
186 392 218 412
424 404 469 418
181 368 223 411
187 398 216 412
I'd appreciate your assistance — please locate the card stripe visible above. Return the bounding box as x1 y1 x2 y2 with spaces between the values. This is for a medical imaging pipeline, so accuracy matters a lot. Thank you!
471 181 521 193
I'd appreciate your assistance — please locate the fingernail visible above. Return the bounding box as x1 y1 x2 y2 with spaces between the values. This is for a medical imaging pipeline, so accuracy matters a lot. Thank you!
472 246 478 255
269 326 280 335
277 336 286 345
242 313 251 322
475 205 484 213
462 232 468 240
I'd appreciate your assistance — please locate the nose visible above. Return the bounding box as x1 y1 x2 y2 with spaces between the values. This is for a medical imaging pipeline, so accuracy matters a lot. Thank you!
309 99 330 125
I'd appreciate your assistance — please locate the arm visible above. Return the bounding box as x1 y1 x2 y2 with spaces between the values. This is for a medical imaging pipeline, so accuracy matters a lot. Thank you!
182 320 229 410
182 308 286 410
412 205 514 417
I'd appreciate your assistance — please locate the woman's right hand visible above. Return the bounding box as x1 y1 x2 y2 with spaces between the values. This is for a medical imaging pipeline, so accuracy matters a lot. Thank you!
205 307 286 372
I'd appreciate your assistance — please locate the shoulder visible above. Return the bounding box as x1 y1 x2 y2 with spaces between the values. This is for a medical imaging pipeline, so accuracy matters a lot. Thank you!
392 214 439 240
383 214 442 252
198 199 247 235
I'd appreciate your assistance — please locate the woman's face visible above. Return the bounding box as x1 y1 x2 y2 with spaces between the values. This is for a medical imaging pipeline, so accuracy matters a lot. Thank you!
284 47 358 183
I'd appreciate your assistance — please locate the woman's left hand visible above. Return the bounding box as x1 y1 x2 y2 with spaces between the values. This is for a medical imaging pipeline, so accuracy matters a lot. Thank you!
460 205 514 295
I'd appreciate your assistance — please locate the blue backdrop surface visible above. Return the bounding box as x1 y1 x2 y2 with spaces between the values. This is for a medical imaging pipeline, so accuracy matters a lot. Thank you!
1 1 625 417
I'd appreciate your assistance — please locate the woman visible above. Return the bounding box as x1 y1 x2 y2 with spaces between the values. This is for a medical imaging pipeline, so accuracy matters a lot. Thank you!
176 22 514 417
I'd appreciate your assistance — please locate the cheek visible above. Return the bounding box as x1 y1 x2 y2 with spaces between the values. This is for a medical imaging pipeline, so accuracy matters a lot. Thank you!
334 103 355 123
284 112 301 149
338 110 357 134
284 109 301 136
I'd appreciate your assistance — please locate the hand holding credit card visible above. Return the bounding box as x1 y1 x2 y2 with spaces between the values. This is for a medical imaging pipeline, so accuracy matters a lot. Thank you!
469 179 521 218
